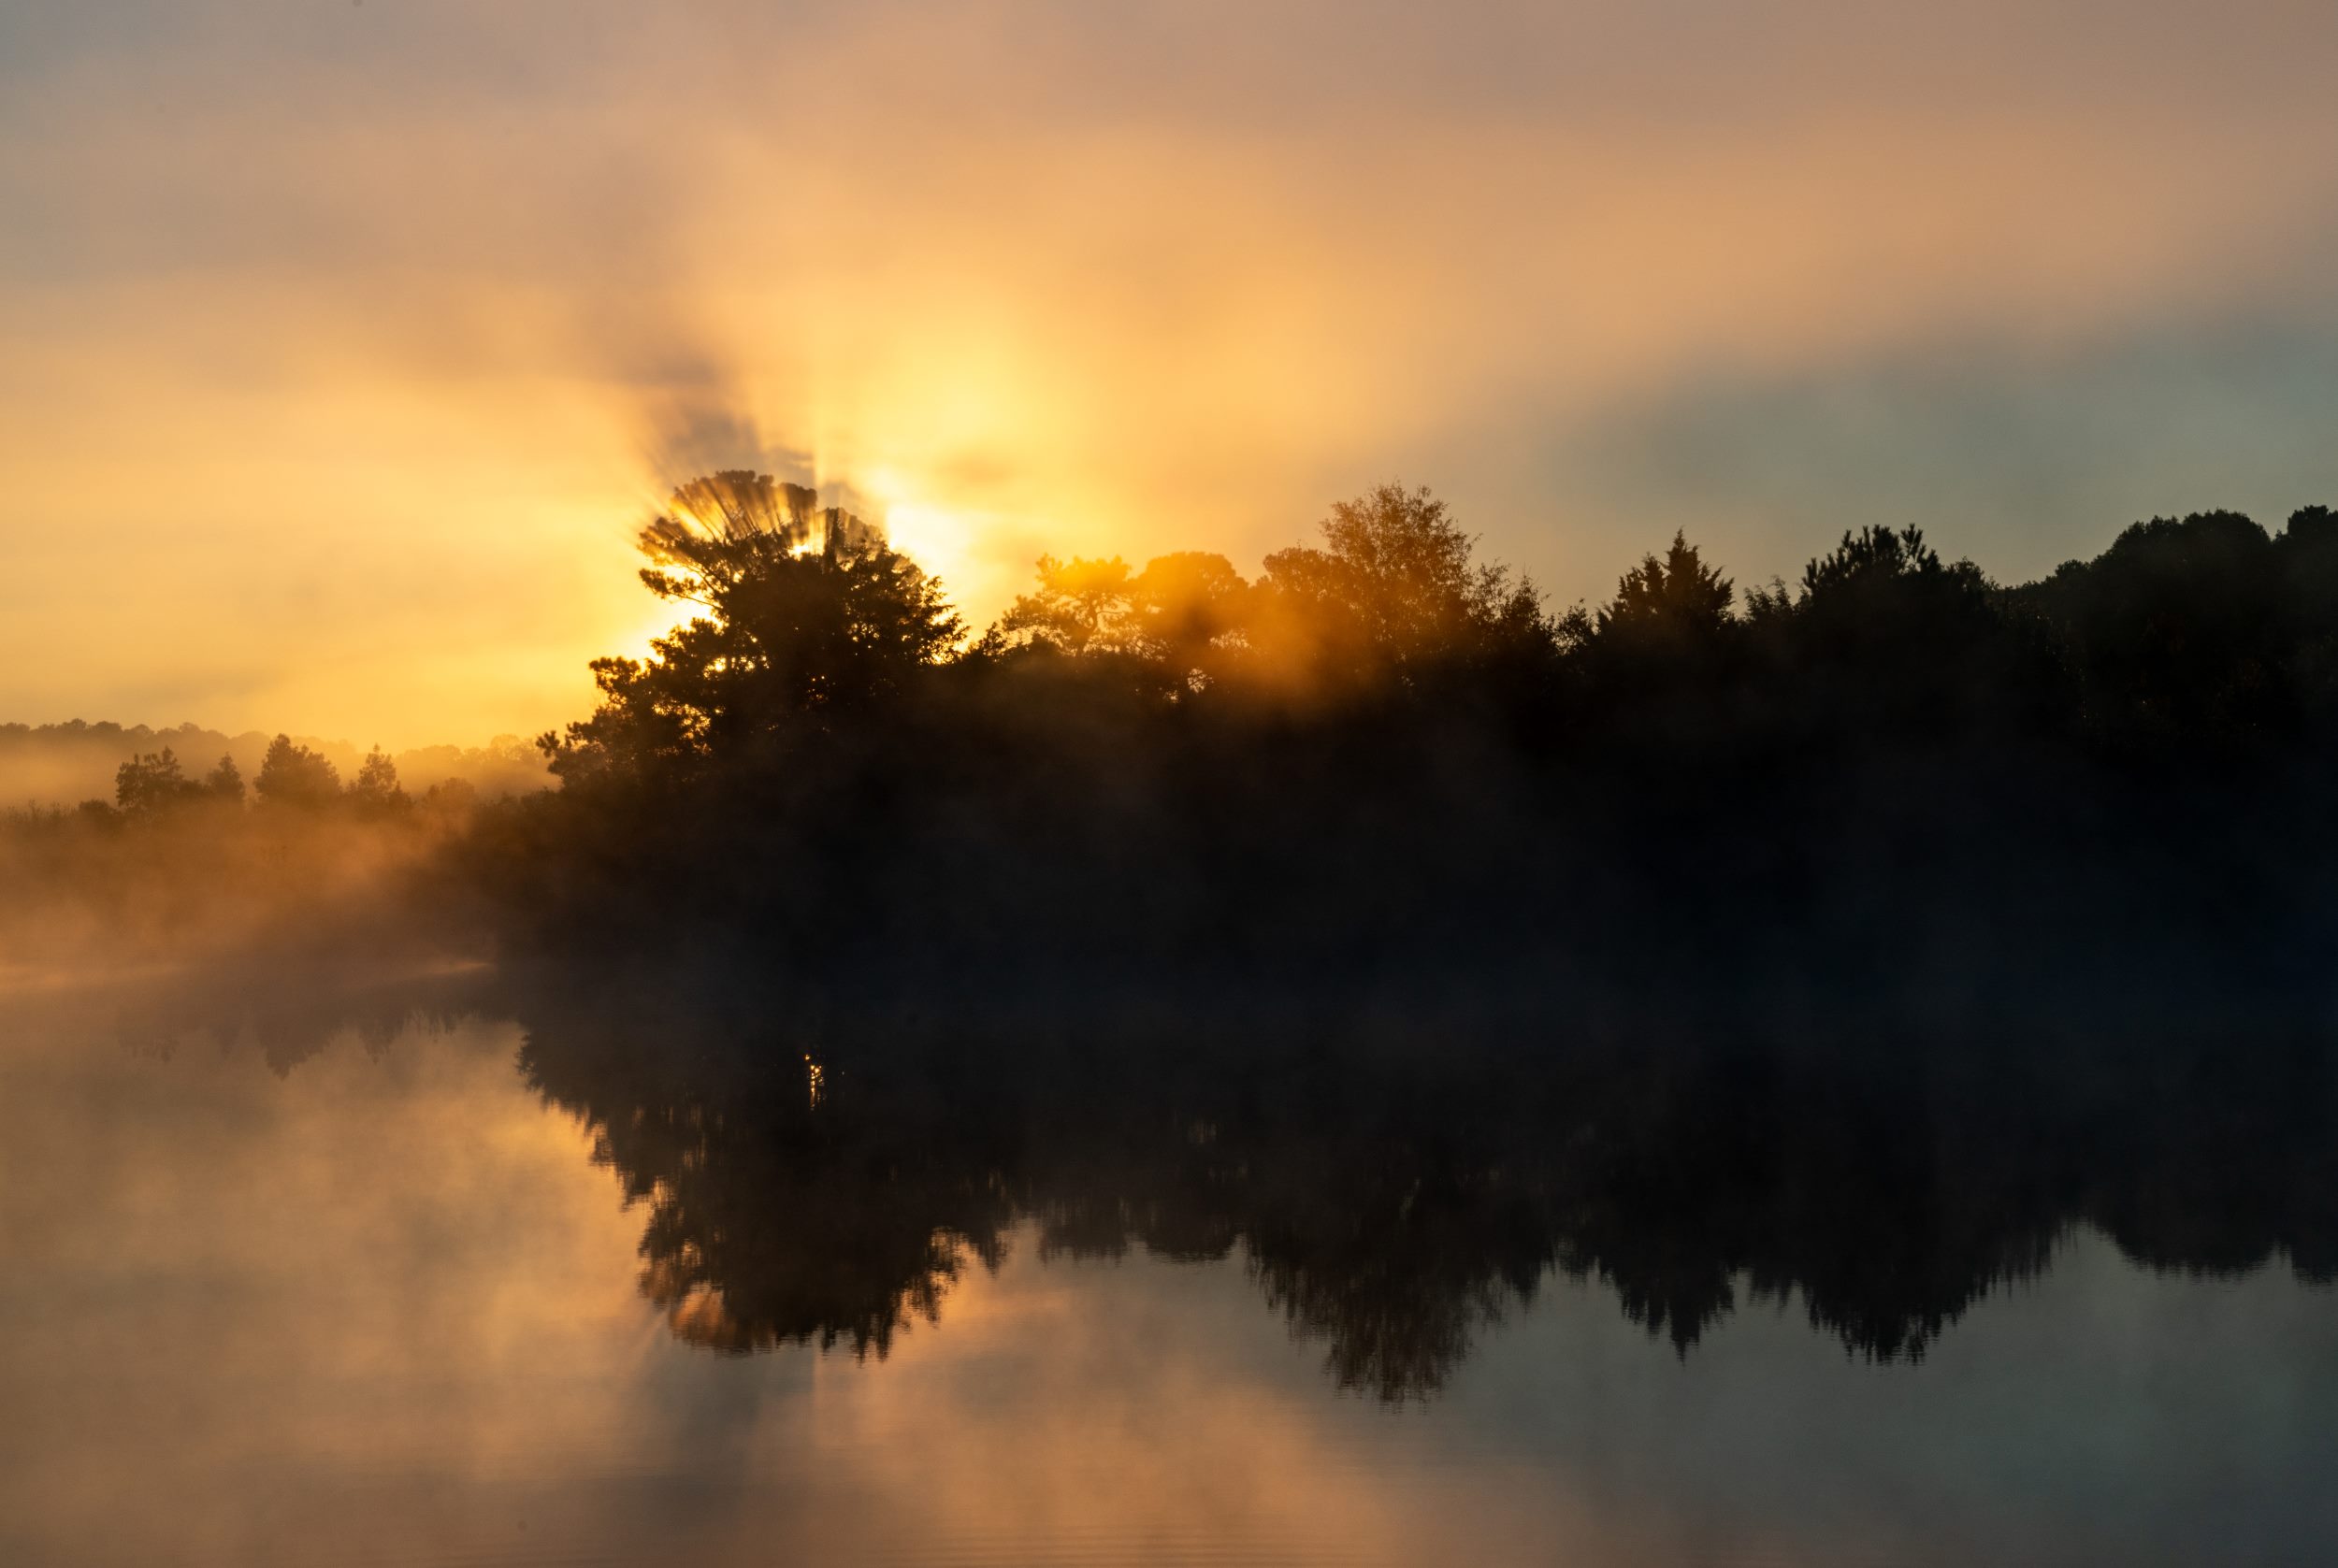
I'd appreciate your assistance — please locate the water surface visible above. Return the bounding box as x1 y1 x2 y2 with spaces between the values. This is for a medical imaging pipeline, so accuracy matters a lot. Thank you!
2 971 2332 1566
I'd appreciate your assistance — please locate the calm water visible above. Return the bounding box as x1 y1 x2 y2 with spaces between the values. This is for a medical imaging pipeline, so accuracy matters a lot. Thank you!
3 968 2334 1567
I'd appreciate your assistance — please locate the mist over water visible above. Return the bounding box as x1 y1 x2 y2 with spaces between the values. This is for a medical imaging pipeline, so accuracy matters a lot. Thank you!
2 956 2333 1568
7 464 2338 1565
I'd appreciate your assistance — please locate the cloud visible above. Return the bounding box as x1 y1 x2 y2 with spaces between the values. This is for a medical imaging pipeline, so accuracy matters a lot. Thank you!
3 1 2336 741
1539 314 2338 592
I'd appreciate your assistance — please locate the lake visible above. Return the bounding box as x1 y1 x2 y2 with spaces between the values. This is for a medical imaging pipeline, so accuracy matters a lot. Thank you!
3 965 2333 1566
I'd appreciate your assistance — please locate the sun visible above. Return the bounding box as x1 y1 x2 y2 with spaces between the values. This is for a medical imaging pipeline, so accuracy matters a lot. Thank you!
875 498 978 595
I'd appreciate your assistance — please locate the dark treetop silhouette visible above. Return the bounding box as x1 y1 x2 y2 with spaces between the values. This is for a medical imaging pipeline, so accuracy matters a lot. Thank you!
17 471 2335 1011
453 474 2338 1036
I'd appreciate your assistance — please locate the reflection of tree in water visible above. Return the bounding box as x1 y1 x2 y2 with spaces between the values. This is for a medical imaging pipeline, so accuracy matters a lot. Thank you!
519 1026 1021 1358
613 1090 1015 1357
90 954 487 1074
505 971 2338 1401
1243 1163 1551 1400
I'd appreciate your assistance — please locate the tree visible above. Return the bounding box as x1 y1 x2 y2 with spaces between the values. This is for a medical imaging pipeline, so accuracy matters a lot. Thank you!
349 747 410 813
254 735 342 807
1595 532 1736 649
999 555 1138 654
1569 536 1742 737
115 748 199 817
203 754 245 804
1252 483 1547 691
1800 524 1941 598
989 551 1256 695
421 775 481 820
1739 525 2048 741
1769 525 1999 661
652 469 880 560
1129 552 1251 683
544 474 965 782
2023 511 2287 746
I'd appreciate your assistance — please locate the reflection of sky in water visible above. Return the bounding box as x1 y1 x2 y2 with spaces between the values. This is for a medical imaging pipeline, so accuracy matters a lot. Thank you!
1 1007 2332 1567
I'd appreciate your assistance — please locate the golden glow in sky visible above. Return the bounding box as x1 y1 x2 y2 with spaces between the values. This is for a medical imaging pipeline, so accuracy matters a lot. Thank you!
3 1 2337 746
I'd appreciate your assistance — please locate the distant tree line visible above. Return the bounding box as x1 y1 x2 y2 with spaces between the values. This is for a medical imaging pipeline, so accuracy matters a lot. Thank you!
0 722 550 811
88 736 485 824
1 734 488 968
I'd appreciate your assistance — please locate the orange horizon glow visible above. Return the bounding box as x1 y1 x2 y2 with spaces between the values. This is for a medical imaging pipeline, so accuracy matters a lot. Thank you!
4 3 2338 749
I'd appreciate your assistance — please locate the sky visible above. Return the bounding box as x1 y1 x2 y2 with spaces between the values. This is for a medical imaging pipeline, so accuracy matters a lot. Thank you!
4 0 2337 747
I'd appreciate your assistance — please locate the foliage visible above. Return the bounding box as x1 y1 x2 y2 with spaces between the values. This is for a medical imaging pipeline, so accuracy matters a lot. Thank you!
542 482 962 784
255 735 343 807
1596 531 1735 647
2019 510 2291 747
999 554 1140 654
462 474 2338 1029
203 753 245 804
349 747 410 814
114 748 198 816
41 470 2338 1022
1248 482 1549 691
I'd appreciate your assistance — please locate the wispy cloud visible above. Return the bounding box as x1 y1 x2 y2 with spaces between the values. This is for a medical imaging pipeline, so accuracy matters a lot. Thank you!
3 0 2335 742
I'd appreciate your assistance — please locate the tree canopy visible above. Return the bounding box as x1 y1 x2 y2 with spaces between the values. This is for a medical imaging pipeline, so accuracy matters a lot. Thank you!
460 474 2338 1028
542 482 963 784
254 736 342 808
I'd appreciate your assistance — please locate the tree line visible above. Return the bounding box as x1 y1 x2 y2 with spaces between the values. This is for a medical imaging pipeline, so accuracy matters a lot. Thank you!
2 735 481 968
0 721 549 811
17 468 2333 1010
105 736 440 820
468 471 2338 1026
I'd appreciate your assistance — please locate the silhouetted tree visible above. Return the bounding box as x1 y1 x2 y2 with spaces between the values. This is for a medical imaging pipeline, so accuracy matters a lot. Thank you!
543 476 963 783
1740 524 2050 743
349 747 410 814
421 775 480 820
254 735 342 807
115 747 200 817
1251 482 1548 692
654 469 880 559
999 554 1140 654
1127 551 1251 683
202 753 245 804
1576 532 1742 714
1598 531 1736 646
2283 505 2338 726
465 475 2338 1049
2020 511 2288 749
